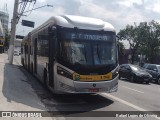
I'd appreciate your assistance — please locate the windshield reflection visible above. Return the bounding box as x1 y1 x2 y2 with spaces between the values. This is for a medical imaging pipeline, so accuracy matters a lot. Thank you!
130 65 143 71
61 41 116 66
64 42 91 65
93 43 116 65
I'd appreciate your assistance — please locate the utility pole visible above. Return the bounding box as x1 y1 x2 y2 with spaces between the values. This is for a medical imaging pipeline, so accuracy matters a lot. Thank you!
8 0 51 64
8 0 19 64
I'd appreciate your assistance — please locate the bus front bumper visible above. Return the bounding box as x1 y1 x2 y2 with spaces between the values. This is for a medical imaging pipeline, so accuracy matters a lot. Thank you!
56 75 119 94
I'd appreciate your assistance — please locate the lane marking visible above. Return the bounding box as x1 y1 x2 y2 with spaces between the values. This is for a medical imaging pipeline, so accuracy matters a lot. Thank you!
101 93 160 120
122 86 144 94
101 93 146 111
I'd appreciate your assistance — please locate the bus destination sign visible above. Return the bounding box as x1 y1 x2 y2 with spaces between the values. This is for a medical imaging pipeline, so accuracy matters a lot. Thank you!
65 33 112 41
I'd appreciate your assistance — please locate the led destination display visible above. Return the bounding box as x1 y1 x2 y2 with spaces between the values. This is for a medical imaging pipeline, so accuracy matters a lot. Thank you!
65 33 114 41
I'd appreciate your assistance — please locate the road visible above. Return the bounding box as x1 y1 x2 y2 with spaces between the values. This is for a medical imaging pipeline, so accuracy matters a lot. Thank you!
0 53 160 120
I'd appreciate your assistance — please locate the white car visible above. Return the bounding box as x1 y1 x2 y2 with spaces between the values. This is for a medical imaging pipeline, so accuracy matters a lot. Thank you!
14 50 20 56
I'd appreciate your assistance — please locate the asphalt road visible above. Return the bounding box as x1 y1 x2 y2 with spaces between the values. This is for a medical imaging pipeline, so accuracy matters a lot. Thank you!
1 54 160 120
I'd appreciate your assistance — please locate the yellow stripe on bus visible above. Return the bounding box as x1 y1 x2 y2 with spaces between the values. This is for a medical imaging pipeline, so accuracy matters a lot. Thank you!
73 72 112 81
0 45 4 46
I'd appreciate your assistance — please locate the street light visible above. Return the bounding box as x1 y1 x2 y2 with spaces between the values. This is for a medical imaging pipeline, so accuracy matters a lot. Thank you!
23 4 53 14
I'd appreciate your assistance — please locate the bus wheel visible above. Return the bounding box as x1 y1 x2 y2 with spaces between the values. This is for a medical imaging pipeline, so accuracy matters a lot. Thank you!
157 78 160 85
21 59 24 66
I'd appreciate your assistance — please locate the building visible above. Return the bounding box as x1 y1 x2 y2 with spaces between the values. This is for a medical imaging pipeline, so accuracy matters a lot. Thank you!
0 10 9 53
0 20 4 53
119 49 132 65
0 20 3 34
0 10 9 32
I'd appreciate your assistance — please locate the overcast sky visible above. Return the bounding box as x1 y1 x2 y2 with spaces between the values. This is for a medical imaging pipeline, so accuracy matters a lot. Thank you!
1 0 160 48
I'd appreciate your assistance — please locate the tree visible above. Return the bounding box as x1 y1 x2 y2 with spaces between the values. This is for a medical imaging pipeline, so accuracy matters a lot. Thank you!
4 29 10 50
117 20 160 64
117 41 125 63
138 21 160 63
117 41 125 56
117 24 141 64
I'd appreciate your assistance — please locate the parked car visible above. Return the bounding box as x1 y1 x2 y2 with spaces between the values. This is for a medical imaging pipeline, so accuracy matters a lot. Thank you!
143 63 160 84
14 50 20 56
119 64 152 84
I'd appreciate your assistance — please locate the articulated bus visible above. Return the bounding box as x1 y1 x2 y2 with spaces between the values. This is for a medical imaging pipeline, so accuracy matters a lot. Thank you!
21 15 119 94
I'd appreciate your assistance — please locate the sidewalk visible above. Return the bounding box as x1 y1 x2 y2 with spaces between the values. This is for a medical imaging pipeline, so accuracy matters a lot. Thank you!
0 53 56 120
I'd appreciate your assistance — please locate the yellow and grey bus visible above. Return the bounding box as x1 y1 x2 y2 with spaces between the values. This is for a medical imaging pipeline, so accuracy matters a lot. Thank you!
21 15 119 94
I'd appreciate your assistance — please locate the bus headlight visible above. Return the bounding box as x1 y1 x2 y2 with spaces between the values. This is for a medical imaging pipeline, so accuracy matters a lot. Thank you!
112 67 119 79
57 66 73 79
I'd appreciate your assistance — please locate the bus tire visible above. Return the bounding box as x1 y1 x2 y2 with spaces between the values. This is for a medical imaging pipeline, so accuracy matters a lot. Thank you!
157 77 160 85
21 58 24 66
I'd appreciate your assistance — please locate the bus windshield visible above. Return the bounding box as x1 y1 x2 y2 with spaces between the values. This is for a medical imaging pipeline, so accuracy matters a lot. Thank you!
62 41 116 65
59 29 117 66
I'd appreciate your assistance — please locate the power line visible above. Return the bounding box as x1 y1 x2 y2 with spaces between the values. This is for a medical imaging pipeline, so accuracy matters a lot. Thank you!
19 1 27 16
18 3 27 21
17 0 37 22
27 1 31 11
26 1 36 16
18 2 23 13
23 4 53 14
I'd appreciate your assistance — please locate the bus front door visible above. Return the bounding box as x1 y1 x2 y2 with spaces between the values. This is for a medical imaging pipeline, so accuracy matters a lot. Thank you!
48 26 57 87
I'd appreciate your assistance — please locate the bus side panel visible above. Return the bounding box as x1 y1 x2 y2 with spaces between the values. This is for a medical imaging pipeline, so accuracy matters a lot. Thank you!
28 33 31 71
30 36 34 73
24 43 28 68
27 44 30 71
21 43 25 66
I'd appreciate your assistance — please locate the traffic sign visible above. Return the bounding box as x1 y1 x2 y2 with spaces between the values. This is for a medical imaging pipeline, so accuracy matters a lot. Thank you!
16 35 24 39
22 20 35 28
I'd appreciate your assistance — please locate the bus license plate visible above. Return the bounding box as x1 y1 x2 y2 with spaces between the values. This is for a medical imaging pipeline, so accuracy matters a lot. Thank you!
88 88 99 92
